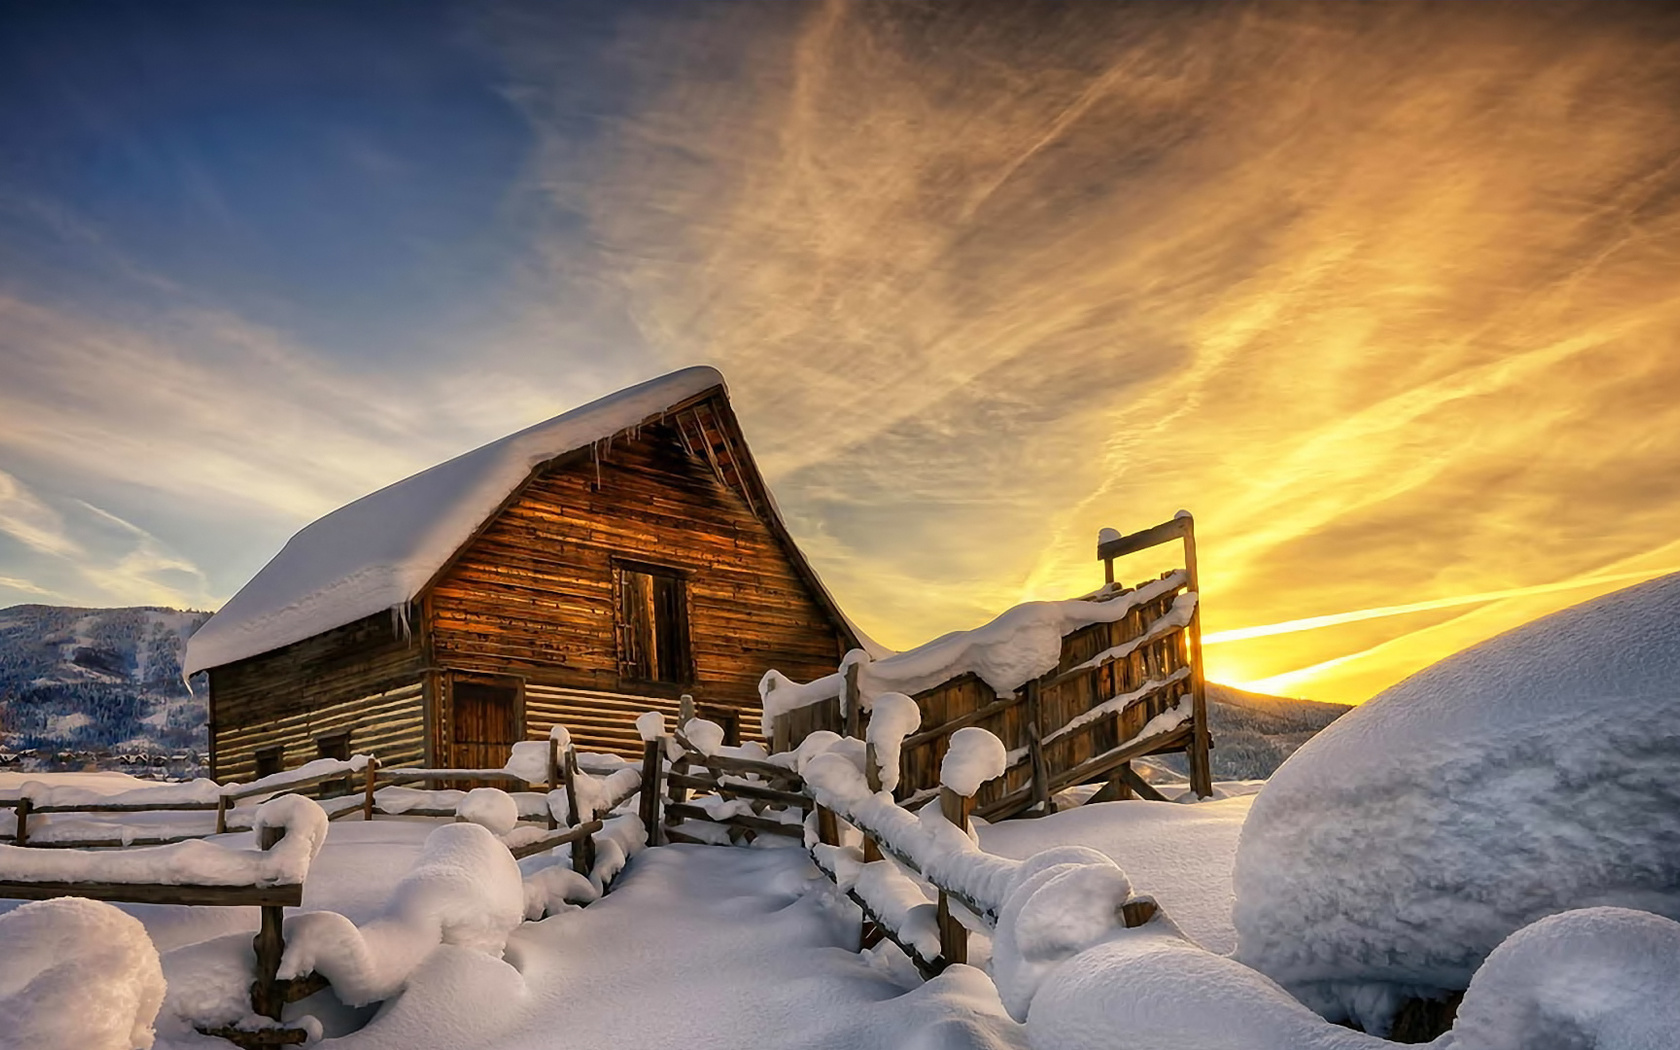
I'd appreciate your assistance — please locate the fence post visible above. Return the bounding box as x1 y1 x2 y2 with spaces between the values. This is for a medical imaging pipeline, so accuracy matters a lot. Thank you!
679 693 695 727
843 662 861 741
1182 515 1213 799
546 737 561 831
936 787 972 966
861 744 884 864
362 757 379 821
560 743 595 876
771 711 791 756
1024 679 1054 816
639 736 664 848
215 795 229 836
13 797 29 847
250 823 286 1022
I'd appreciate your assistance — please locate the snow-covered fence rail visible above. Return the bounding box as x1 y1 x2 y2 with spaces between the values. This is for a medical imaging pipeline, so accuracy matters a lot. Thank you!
0 755 378 849
0 795 330 1048
660 706 809 847
799 726 1159 979
765 512 1213 811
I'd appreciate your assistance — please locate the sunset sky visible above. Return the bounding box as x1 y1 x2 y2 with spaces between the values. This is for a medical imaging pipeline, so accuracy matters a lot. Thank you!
3 1 1679 703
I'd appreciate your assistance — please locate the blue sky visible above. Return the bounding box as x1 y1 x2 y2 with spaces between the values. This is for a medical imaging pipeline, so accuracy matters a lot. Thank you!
4 1 1680 701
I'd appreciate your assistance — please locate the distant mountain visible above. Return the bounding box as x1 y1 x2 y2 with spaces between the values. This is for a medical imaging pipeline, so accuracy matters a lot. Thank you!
1143 682 1352 783
0 604 211 774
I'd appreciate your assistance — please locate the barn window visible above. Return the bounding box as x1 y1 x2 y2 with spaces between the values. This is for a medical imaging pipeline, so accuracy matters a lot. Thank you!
615 562 691 685
254 745 284 780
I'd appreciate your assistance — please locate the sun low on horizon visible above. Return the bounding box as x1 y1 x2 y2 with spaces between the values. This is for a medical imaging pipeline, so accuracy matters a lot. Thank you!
3 1 1679 706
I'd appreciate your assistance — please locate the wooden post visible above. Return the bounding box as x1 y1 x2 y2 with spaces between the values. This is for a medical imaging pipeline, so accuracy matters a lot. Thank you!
13 798 29 847
1182 515 1213 798
639 736 663 847
546 737 561 831
771 712 791 757
862 743 883 864
251 823 286 1022
215 795 229 836
843 662 860 741
1103 556 1115 587
362 758 378 821
936 787 971 966
1024 680 1054 816
561 744 595 875
679 693 695 729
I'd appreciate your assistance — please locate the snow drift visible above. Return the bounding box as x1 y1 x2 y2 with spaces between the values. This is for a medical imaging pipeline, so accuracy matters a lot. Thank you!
1233 571 1680 1033
0 897 166 1050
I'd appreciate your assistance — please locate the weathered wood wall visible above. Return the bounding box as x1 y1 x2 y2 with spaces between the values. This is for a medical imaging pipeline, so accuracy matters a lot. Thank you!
426 418 848 758
208 612 426 780
788 572 1194 815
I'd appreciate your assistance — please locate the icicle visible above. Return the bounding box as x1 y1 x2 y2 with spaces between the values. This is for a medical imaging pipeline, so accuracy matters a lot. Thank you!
391 602 413 643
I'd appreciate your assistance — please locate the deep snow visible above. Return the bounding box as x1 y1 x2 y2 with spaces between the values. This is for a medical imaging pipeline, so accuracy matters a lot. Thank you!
1234 571 1680 1033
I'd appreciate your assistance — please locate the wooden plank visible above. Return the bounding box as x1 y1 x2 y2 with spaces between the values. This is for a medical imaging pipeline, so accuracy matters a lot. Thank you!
1095 516 1190 561
901 691 1024 750
666 803 802 839
0 880 303 907
664 771 814 810
507 819 604 861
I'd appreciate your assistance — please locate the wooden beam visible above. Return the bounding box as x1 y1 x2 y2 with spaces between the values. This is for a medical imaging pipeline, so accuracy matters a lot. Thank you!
1095 516 1191 561
0 880 304 907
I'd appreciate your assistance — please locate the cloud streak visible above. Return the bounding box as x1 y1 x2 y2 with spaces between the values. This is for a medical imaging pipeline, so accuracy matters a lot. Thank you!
496 1 1680 700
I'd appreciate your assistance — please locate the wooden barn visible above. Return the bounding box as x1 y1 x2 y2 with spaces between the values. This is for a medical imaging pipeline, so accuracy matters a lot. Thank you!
183 367 864 781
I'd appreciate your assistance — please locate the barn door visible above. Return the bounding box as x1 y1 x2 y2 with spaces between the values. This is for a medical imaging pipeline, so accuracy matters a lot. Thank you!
451 676 522 774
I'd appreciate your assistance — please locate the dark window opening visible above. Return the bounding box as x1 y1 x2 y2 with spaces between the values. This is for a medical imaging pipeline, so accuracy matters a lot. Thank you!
697 704 741 747
254 745 284 780
316 731 352 797
616 563 691 685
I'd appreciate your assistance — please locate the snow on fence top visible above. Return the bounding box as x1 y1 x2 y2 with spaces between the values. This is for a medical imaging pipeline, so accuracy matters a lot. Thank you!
184 366 727 676
0 795 327 887
760 569 1192 723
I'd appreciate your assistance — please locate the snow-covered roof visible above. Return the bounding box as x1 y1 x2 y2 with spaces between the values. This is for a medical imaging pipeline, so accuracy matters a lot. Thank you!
185 367 734 676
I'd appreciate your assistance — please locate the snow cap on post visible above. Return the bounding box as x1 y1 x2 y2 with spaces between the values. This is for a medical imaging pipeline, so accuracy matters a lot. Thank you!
1097 527 1122 546
865 692 922 793
636 710 665 742
548 724 572 749
683 718 725 756
940 727 1008 797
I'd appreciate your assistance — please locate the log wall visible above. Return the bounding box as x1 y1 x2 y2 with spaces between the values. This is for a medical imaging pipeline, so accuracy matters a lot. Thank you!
208 610 426 780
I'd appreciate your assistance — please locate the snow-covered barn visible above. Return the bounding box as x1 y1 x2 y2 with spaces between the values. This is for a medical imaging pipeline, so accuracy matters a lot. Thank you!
183 367 862 781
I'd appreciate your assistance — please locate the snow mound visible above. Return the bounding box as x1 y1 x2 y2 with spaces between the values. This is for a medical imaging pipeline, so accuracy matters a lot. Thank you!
0 897 166 1050
1233 572 1680 1032
456 788 520 836
184 366 726 675
865 692 921 793
1451 906 1680 1050
278 822 525 1005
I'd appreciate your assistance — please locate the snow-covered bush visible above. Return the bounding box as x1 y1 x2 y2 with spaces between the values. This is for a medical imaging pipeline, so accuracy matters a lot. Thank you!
0 897 166 1050
1233 572 1680 1033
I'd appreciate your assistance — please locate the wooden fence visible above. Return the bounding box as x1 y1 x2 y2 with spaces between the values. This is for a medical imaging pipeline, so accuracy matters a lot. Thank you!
771 514 1214 813
0 808 320 1049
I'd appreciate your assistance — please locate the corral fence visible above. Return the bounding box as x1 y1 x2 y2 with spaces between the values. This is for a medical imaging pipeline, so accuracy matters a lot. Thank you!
770 514 1214 812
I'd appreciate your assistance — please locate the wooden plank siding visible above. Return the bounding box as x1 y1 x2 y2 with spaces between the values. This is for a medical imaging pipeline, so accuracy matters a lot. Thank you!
208 612 426 780
425 419 849 759
785 572 1195 813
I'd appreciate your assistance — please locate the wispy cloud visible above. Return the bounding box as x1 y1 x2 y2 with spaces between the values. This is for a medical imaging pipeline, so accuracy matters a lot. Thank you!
495 1 1680 697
